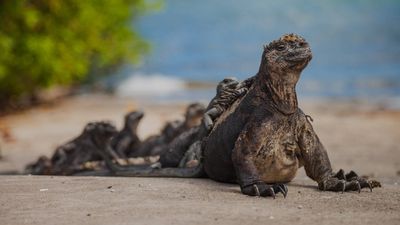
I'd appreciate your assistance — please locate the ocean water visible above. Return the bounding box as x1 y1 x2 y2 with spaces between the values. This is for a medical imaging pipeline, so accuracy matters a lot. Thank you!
114 0 400 100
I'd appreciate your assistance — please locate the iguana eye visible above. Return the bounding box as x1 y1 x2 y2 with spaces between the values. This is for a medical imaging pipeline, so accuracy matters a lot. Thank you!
276 44 286 51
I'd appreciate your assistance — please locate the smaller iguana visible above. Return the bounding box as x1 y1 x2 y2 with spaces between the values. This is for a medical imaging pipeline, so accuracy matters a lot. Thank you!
130 103 205 157
111 111 144 158
202 77 250 131
25 121 117 175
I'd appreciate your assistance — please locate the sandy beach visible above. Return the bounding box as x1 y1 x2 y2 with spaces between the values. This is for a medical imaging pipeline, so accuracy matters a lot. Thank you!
0 94 399 225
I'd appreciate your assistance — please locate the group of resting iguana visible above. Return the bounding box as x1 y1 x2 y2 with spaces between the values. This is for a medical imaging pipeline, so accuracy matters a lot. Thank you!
25 34 381 198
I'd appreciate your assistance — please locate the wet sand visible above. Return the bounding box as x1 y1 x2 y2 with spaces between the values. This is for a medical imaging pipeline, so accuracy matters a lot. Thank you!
0 94 399 225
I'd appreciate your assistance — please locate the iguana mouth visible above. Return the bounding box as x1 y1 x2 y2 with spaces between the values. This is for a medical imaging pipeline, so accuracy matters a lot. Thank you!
220 77 239 89
285 50 312 63
129 111 144 120
285 51 312 71
226 81 238 89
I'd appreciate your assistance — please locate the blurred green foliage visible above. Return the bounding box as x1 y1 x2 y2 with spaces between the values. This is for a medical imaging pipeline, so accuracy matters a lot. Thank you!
0 0 159 105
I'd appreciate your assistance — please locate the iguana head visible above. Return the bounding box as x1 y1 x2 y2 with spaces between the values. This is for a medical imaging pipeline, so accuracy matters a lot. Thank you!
216 77 239 94
184 102 206 127
262 33 312 78
124 110 144 133
258 34 312 114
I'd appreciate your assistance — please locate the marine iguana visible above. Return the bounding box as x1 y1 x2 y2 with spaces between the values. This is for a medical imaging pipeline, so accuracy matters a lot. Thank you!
25 121 117 175
94 34 381 197
111 111 144 158
203 77 248 131
131 102 205 157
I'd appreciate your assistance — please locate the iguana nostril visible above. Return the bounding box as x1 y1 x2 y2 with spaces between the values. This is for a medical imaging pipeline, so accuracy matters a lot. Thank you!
287 51 295 57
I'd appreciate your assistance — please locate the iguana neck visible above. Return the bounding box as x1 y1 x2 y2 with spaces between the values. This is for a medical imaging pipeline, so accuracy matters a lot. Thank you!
257 71 299 115
125 122 139 135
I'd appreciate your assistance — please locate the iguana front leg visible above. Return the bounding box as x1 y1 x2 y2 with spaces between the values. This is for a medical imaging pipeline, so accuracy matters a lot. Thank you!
178 141 202 168
203 108 220 131
297 118 381 192
232 122 287 198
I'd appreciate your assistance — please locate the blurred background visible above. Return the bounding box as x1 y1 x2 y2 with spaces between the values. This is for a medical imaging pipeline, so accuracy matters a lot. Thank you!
1 0 400 111
113 0 400 104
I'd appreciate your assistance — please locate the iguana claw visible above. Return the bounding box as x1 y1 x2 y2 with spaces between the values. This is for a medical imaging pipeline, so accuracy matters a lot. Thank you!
276 185 287 198
269 187 276 199
253 184 260 196
320 169 381 193
242 183 287 198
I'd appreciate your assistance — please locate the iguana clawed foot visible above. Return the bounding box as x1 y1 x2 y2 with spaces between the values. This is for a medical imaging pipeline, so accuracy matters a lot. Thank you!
241 182 288 198
319 169 381 193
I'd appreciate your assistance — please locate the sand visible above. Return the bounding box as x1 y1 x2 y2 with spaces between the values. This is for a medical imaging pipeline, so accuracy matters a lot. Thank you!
0 94 399 225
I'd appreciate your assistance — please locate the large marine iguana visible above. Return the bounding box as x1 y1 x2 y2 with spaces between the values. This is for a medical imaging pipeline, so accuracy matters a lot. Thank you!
94 34 381 197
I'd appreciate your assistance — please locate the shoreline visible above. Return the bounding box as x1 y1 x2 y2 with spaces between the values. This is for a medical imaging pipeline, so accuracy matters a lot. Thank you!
111 74 400 108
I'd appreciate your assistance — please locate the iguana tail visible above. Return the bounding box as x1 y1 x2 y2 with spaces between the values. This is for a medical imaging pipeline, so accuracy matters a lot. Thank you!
74 164 204 178
78 144 205 178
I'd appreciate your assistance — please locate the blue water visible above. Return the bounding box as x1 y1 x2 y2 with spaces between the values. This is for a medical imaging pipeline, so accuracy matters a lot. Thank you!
122 0 400 98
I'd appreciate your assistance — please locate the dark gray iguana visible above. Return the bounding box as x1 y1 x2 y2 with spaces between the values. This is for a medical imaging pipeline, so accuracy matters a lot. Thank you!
129 102 205 157
202 77 249 131
111 111 144 158
94 34 381 197
25 122 117 175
